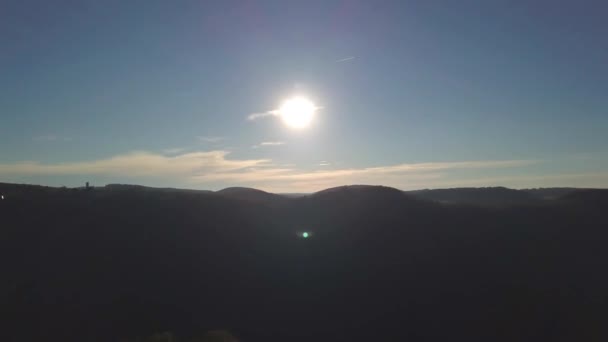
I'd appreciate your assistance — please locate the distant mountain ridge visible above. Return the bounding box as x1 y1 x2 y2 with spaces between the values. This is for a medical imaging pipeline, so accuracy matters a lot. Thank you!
105 183 213 194
216 186 285 204
309 184 415 204
0 182 599 207
1 181 608 341
406 187 537 206
404 187 597 207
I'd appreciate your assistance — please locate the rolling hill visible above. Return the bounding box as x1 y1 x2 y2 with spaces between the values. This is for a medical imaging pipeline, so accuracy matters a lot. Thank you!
1 182 607 341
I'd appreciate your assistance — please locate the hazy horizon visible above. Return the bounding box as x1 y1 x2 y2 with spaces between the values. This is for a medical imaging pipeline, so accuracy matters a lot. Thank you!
2 180 603 195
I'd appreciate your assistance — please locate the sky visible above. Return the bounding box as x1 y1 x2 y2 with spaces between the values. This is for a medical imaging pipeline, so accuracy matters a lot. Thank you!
1 0 607 192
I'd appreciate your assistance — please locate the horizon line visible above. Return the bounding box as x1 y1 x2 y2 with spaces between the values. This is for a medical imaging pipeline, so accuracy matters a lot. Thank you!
0 181 601 195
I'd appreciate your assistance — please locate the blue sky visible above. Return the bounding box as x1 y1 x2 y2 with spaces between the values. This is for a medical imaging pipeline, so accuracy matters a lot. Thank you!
1 0 607 192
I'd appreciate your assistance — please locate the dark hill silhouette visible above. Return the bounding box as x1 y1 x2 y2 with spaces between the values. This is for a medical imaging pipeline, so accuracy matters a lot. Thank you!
305 185 426 215
105 183 214 195
1 182 608 341
558 189 608 208
278 192 308 198
311 184 405 198
216 186 287 205
522 187 580 200
407 186 540 206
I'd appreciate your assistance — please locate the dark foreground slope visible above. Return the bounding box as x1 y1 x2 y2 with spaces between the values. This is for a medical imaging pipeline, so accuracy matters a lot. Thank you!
1 184 607 341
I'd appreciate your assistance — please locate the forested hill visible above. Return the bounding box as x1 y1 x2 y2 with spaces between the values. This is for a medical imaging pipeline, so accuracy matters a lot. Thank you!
1 183 607 341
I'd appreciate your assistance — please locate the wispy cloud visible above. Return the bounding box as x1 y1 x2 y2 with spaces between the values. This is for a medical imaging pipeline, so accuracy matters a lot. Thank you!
248 100 322 123
197 136 225 143
252 141 286 149
248 110 279 121
0 152 550 192
192 159 540 192
0 151 268 178
336 56 355 63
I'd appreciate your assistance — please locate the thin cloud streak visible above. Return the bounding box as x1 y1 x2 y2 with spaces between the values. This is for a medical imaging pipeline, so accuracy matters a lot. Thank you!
0 151 269 177
192 158 539 191
0 151 546 192
248 110 279 121
336 56 355 62
248 103 321 122
252 141 285 149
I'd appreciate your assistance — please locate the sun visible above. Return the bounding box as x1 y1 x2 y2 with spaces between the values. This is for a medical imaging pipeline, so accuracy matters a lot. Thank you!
278 97 316 129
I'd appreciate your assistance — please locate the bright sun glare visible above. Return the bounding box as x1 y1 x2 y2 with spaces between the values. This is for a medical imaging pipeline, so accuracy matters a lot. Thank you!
279 97 316 129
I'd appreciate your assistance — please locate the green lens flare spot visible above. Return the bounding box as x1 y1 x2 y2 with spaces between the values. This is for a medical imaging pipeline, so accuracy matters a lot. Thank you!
302 232 309 238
